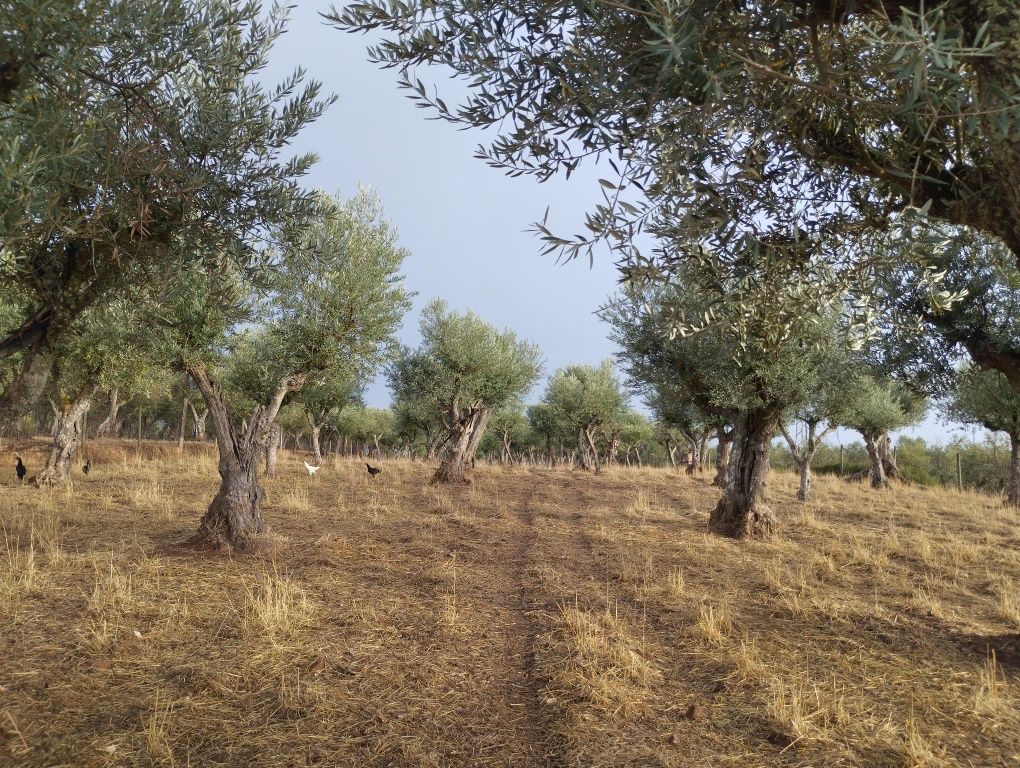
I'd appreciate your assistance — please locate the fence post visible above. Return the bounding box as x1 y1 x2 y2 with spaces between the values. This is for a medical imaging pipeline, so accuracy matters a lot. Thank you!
956 451 963 492
137 408 143 449
839 445 844 476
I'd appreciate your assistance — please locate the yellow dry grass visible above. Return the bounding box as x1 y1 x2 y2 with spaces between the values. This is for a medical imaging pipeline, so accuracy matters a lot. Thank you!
0 437 1017 767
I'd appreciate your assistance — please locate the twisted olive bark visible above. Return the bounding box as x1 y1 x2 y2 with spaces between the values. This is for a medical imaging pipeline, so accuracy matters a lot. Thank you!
709 409 780 540
434 408 490 484
38 383 98 484
187 363 306 551
1008 434 1020 507
95 388 120 437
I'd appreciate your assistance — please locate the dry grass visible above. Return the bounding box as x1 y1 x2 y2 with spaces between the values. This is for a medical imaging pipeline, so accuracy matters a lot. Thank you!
0 437 1017 767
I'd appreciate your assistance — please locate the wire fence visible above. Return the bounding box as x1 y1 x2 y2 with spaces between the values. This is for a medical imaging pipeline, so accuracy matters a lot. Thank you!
771 434 1011 493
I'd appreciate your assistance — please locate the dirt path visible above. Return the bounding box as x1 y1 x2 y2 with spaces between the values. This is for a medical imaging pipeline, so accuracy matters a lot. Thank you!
437 483 569 767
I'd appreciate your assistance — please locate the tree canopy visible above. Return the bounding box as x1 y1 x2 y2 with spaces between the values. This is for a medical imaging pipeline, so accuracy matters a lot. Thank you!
389 300 542 482
1 0 332 364
333 2 1020 389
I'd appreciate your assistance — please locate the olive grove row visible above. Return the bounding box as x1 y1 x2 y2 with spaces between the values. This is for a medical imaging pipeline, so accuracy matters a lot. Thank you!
2 2 1020 550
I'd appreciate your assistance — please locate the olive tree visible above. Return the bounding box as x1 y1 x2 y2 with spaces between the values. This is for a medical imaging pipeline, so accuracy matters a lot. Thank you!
35 300 159 483
389 301 542 484
335 406 395 459
540 362 624 473
605 239 847 539
616 411 655 467
526 402 564 466
840 375 928 489
779 353 855 501
294 374 362 463
0 2 332 426
486 405 531 465
947 366 1020 506
169 191 410 550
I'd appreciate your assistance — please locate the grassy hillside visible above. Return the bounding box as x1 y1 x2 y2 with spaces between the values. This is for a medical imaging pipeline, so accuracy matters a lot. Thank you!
1 439 1017 767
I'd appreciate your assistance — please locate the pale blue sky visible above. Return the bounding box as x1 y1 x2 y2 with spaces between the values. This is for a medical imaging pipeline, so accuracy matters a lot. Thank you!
265 3 961 445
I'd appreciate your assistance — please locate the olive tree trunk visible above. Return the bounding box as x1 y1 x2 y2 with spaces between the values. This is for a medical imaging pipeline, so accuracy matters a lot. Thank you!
0 342 52 433
265 422 281 477
605 428 621 465
878 431 901 481
94 388 121 438
780 420 835 502
861 429 888 489
576 424 601 472
177 399 188 450
1007 433 1020 507
434 407 490 484
709 409 780 540
310 424 323 463
501 433 513 465
38 383 98 485
187 363 306 551
188 401 208 441
713 427 733 487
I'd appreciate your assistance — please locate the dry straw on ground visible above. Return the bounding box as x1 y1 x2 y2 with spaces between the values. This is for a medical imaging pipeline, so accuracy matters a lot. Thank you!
0 437 1017 767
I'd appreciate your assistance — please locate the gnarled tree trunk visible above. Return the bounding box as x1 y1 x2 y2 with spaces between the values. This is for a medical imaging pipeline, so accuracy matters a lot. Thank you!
713 427 733 487
878 431 901 481
576 424 601 473
1007 433 1020 507
501 432 514 465
604 428 621 465
861 429 888 489
780 420 834 502
94 388 120 438
265 422 281 477
698 430 712 472
0 342 52 434
38 382 98 485
433 407 490 484
310 424 323 463
188 401 208 441
709 409 779 540
187 363 305 551
177 398 188 450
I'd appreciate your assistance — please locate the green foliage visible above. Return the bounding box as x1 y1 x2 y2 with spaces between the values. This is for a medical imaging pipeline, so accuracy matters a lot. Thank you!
616 410 655 454
605 259 843 427
482 405 531 455
839 374 928 436
774 435 1013 493
334 1 1020 388
48 299 167 400
1 0 333 356
296 374 363 430
526 402 562 446
389 300 543 426
275 402 310 437
541 361 624 435
167 189 410 414
335 405 396 445
946 365 1020 438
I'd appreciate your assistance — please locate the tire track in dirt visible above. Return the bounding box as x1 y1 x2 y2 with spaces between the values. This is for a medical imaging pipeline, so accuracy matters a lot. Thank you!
445 480 570 767
500 485 570 768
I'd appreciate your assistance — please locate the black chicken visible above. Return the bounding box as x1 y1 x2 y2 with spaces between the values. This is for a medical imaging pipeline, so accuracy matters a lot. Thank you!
15 456 26 483
365 462 382 477
82 459 91 476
